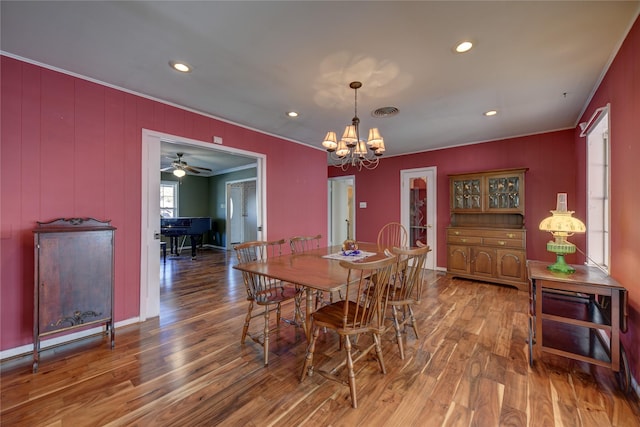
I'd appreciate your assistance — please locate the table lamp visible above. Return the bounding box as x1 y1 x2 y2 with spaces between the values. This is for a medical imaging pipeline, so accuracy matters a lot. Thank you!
538 193 586 273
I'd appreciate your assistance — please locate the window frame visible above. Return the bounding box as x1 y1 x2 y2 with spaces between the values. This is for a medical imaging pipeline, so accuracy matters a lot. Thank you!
582 104 610 273
160 180 179 218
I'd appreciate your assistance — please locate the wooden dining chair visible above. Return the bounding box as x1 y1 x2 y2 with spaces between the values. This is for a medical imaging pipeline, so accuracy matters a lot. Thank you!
300 255 397 409
288 234 322 254
377 222 408 251
289 234 339 307
387 244 431 359
233 239 303 366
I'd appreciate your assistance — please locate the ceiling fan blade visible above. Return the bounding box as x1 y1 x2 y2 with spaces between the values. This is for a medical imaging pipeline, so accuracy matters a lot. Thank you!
183 166 201 174
189 165 212 172
160 166 175 172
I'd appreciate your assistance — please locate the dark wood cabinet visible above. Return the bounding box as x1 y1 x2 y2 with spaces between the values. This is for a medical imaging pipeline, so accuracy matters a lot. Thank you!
33 218 116 372
447 168 527 291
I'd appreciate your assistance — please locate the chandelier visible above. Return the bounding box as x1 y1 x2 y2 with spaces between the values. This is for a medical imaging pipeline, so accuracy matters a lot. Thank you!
321 81 386 171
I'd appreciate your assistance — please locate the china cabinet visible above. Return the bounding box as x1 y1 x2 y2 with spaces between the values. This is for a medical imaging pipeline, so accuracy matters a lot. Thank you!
447 168 528 290
33 218 116 372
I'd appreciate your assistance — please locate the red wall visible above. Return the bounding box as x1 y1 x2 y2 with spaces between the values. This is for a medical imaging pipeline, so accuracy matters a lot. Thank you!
330 129 579 268
575 15 640 385
0 56 328 351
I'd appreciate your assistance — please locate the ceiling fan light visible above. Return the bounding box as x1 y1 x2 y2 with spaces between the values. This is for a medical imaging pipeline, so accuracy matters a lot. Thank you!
173 169 186 177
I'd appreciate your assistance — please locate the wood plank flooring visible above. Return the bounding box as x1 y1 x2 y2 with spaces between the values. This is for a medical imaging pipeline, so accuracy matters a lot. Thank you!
2 248 639 426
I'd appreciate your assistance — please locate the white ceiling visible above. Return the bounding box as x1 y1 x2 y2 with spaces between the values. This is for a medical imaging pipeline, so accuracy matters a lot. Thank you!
2 1 638 173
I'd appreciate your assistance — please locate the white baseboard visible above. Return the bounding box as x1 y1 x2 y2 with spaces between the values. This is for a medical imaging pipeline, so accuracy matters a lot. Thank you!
0 316 140 361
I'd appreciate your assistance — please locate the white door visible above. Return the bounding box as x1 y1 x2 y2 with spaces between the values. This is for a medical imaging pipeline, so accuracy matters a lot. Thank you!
227 179 257 248
244 181 257 241
328 176 355 246
228 185 243 245
401 167 437 270
141 131 162 320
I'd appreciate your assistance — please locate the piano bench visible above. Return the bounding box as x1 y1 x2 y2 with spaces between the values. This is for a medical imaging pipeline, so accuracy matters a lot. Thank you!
160 241 167 263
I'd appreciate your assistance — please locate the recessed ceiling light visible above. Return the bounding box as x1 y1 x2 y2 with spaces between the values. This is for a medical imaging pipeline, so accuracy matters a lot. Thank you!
169 61 192 73
455 41 474 53
484 110 498 117
286 111 299 118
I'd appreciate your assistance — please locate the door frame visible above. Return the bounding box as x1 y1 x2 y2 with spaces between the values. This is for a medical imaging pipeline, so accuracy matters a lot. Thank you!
400 167 437 270
140 128 266 321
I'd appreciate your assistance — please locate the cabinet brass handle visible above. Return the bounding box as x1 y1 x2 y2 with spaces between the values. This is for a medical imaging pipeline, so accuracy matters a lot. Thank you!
507 233 516 238
460 238 467 243
498 241 506 245
454 231 460 235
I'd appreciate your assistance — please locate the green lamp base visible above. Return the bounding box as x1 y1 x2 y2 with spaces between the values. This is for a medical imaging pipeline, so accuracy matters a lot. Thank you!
547 254 576 273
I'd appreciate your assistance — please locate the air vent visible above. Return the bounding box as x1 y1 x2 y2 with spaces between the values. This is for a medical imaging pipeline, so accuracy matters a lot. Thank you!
372 106 399 118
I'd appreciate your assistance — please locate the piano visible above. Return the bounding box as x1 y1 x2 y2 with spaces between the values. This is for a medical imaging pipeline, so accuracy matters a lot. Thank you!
160 217 212 259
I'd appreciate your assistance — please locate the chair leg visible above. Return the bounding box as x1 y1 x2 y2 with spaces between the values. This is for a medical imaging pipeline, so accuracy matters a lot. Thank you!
373 333 386 375
343 335 357 409
408 305 419 339
263 304 270 366
301 325 319 382
294 291 305 327
277 301 283 327
315 291 324 309
241 301 254 344
392 305 405 360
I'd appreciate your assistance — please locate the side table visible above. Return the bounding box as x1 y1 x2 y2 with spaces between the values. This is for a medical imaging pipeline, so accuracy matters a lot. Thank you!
527 260 630 392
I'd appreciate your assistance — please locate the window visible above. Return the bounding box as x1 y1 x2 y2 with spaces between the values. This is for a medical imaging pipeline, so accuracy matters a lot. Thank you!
160 181 179 218
583 106 610 272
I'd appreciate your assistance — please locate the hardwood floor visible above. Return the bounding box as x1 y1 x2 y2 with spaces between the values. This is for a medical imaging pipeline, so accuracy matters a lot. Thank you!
2 248 639 426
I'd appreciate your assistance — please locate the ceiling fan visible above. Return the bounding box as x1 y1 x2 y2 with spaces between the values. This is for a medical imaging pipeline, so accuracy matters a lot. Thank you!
161 152 212 176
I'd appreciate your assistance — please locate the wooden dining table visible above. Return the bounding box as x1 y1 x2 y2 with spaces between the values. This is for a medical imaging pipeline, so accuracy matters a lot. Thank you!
232 242 388 340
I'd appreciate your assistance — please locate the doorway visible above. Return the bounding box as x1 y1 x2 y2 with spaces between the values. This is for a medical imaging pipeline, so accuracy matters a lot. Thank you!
140 129 266 321
328 176 355 246
400 167 437 270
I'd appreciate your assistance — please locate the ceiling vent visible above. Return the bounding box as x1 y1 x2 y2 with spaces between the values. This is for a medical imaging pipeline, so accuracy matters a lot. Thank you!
372 106 399 118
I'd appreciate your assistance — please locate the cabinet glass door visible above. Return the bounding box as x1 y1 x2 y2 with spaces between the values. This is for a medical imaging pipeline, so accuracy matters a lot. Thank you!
453 179 481 210
487 175 521 209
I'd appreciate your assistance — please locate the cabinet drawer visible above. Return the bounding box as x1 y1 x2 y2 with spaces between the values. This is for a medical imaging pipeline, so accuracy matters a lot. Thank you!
483 237 524 248
478 229 524 240
448 229 476 238
448 236 482 245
